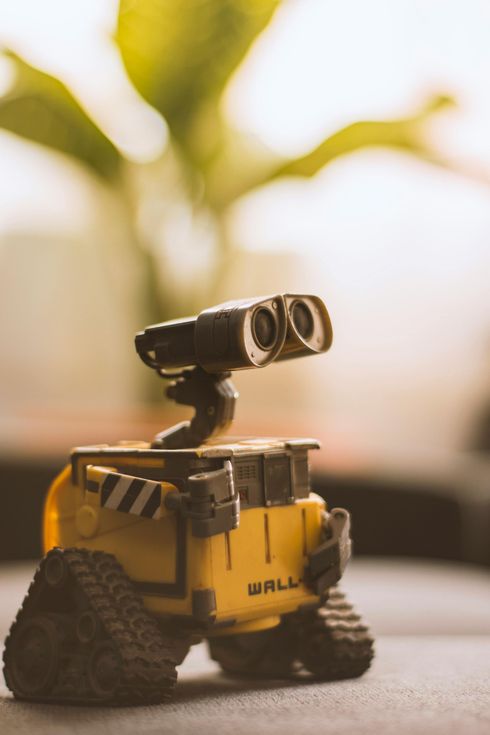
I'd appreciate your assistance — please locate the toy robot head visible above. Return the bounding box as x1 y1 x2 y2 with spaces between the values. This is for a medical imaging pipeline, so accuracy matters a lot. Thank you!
135 293 332 374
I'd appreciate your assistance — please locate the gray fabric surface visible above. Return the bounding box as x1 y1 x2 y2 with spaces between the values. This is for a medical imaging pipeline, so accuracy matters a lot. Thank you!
1 559 489 735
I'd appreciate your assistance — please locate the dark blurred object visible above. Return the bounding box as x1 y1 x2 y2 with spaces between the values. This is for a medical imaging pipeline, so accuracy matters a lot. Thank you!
1 454 489 565
315 473 464 560
0 459 61 560
470 398 490 453
314 466 490 566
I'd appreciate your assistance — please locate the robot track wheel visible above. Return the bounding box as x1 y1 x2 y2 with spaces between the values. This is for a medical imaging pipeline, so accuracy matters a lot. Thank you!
3 547 190 705
208 587 374 681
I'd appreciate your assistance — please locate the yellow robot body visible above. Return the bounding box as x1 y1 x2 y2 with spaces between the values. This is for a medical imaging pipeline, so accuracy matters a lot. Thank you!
44 438 330 635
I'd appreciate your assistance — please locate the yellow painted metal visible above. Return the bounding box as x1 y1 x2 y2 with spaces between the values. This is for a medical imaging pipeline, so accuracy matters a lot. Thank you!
70 451 165 488
43 446 325 633
208 497 323 625
85 464 117 487
43 465 77 551
210 616 281 636
75 505 99 538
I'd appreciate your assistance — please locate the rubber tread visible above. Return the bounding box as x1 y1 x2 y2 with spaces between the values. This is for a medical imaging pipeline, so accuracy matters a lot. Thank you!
208 587 374 680
3 548 188 705
298 588 374 679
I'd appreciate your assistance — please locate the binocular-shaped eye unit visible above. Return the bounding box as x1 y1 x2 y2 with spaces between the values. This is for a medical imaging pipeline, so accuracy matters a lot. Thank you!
135 293 332 374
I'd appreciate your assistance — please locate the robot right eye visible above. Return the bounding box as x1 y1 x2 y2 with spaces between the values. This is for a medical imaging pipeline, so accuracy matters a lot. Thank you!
290 300 314 340
277 294 333 361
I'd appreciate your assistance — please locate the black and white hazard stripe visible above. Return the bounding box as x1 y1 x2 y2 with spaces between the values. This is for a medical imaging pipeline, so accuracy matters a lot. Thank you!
88 470 162 520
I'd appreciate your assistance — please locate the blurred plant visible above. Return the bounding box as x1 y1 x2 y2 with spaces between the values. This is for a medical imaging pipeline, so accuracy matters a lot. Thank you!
0 0 457 327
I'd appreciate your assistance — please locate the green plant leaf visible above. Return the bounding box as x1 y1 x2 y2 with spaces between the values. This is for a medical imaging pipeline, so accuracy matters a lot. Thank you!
212 95 457 207
0 52 122 180
272 95 456 179
116 0 279 153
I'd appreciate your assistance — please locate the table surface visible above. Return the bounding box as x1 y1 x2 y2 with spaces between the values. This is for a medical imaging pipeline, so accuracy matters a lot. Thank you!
1 558 489 735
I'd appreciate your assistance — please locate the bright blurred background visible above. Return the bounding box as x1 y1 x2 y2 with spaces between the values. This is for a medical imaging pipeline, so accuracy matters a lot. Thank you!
0 0 489 561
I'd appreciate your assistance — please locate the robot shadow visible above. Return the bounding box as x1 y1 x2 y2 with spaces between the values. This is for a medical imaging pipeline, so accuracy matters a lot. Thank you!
173 669 324 705
0 671 323 714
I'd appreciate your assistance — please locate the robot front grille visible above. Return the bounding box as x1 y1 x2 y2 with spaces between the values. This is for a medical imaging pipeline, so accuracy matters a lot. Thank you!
236 463 257 481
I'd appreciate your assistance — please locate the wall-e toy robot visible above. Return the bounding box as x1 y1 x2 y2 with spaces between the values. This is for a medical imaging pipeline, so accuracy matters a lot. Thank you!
3 293 374 704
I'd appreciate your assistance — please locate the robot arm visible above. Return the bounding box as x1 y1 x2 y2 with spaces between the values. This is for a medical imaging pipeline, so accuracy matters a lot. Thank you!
305 508 352 595
84 461 240 537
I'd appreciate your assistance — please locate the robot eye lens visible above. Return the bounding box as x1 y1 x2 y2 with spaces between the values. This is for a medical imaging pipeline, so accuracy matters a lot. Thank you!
291 301 314 340
252 308 277 350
